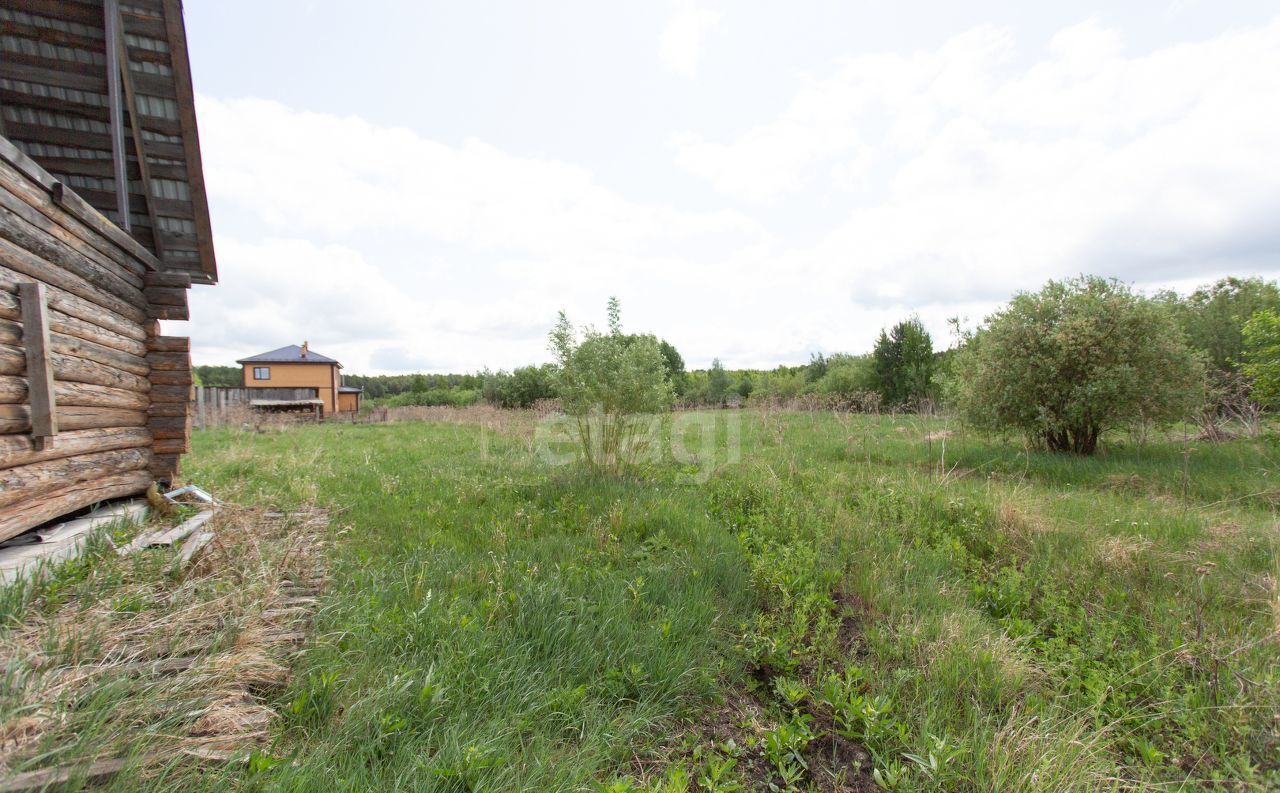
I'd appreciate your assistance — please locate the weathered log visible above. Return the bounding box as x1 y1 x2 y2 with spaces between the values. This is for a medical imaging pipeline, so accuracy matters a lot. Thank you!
143 286 187 307
0 178 148 283
0 426 152 471
0 186 146 293
0 267 146 343
0 344 151 392
0 469 152 543
0 404 147 434
0 148 158 275
152 437 189 455
148 425 191 441
0 376 149 410
146 335 190 353
151 452 181 480
0 447 152 508
143 271 192 289
0 291 148 356
146 302 189 321
149 383 193 403
149 368 193 386
148 401 189 418
0 236 146 324
0 319 150 377
146 351 190 371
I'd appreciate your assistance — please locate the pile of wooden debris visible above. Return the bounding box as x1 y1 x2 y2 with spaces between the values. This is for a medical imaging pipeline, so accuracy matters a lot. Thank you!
0 504 328 790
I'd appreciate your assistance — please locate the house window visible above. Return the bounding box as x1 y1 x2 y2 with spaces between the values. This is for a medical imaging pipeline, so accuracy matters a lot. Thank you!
253 367 270 380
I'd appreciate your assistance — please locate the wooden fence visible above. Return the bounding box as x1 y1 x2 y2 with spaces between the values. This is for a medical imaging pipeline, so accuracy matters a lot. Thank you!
194 386 316 428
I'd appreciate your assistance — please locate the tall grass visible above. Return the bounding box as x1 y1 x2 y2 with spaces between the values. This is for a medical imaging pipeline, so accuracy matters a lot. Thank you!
146 413 1280 789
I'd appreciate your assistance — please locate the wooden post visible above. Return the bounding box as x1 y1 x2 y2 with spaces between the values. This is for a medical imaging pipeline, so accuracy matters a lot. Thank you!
18 282 57 450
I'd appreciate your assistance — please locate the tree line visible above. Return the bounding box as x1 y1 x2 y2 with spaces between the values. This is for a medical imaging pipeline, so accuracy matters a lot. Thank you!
197 274 1280 454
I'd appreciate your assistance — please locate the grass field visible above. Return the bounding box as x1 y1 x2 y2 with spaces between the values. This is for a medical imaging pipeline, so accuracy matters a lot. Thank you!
5 409 1278 790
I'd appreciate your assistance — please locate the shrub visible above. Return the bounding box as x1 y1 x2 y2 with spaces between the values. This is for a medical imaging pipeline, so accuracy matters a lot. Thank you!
952 276 1203 454
549 297 674 471
1242 308 1280 408
483 365 558 408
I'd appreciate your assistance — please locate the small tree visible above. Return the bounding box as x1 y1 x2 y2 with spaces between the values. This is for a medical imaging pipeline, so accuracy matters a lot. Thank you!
871 317 936 408
707 359 730 406
952 276 1203 454
657 339 688 396
1243 308 1280 408
549 298 674 471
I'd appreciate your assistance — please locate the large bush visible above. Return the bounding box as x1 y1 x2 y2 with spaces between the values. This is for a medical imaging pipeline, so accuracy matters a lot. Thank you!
952 276 1203 454
549 298 674 471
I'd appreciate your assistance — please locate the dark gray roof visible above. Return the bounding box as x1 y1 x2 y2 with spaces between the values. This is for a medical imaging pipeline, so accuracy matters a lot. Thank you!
237 345 340 365
338 386 363 393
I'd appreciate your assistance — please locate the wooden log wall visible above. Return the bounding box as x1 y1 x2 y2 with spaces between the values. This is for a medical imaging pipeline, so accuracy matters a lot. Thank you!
0 138 195 543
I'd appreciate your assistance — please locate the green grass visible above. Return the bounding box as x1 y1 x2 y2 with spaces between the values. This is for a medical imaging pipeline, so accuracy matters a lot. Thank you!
13 410 1277 791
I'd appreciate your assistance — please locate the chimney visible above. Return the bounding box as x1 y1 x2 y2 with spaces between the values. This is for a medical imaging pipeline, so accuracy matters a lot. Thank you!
301 340 308 358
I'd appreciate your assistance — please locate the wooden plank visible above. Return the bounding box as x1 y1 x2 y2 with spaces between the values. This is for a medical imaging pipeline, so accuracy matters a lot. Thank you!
0 468 151 543
0 447 151 508
117 10 167 262
0 757 130 793
17 282 56 448
0 266 146 343
0 136 161 271
0 404 146 434
0 376 149 410
0 344 151 392
160 0 217 283
0 426 151 471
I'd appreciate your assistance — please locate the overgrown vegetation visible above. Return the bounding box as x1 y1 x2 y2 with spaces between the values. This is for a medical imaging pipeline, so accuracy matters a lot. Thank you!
156 408 1280 791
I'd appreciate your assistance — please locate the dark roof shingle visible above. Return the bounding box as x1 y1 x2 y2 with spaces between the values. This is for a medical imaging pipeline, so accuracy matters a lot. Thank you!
237 345 340 365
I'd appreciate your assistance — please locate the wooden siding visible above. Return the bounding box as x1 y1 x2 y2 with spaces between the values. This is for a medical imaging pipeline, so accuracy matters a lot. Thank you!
0 134 193 542
0 0 217 283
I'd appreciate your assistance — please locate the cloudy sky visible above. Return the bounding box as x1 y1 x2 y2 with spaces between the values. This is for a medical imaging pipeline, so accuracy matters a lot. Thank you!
172 0 1280 373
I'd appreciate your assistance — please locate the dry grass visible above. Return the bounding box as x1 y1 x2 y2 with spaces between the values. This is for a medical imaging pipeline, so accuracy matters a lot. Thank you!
0 505 329 777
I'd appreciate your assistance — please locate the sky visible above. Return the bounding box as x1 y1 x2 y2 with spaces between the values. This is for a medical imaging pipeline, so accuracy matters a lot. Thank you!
170 0 1280 373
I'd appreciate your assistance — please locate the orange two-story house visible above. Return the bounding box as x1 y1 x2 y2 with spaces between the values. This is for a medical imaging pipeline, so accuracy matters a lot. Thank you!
236 343 362 415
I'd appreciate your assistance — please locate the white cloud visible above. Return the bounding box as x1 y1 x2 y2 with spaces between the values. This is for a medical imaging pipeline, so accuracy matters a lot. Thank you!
675 17 1280 307
659 1 720 77
185 15 1280 373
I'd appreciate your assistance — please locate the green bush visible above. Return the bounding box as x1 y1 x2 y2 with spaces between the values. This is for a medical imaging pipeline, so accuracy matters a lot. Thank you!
952 276 1203 454
1242 308 1280 408
483 365 558 408
549 297 674 472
